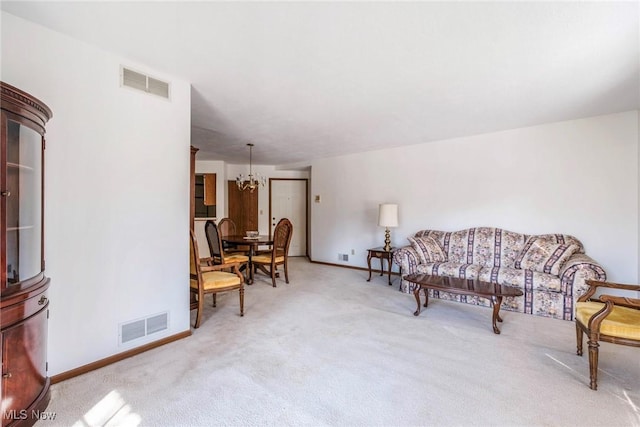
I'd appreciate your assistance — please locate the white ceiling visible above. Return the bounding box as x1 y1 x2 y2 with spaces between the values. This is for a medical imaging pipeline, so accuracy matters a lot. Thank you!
2 1 638 165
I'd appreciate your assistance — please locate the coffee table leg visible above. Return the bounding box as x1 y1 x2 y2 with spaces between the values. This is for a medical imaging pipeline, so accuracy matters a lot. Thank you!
413 286 421 316
492 296 504 334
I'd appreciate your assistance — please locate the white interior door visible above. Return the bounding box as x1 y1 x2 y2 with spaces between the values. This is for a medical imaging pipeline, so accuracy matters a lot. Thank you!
270 179 307 256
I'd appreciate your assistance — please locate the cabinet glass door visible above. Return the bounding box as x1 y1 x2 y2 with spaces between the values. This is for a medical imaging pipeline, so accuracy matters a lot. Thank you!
5 120 42 286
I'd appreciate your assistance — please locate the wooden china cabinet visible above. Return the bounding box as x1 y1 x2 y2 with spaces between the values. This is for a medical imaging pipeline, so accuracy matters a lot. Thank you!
0 82 52 427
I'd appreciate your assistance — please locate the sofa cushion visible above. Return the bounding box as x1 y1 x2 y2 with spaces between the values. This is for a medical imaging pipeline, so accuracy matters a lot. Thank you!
514 237 580 275
478 266 562 292
533 233 585 254
415 227 528 268
446 229 472 264
417 262 483 280
408 236 447 264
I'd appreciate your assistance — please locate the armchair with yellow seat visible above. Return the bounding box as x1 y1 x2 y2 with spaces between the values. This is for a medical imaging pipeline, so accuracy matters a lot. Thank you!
252 218 293 287
575 279 640 390
190 229 245 329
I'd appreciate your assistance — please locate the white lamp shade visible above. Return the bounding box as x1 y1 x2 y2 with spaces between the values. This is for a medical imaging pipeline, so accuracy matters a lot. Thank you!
378 204 398 227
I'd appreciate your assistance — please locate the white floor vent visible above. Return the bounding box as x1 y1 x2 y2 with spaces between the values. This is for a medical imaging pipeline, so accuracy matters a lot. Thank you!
120 312 169 345
121 66 170 99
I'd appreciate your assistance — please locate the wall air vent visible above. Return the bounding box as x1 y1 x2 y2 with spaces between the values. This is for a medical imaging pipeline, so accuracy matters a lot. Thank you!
121 319 146 344
119 312 169 345
121 66 170 99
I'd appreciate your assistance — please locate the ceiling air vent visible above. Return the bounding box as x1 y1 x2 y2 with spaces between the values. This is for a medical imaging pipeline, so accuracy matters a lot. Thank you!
121 66 170 99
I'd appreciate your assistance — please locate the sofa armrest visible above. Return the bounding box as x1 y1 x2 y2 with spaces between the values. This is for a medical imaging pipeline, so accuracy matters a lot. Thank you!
393 245 420 293
559 253 606 314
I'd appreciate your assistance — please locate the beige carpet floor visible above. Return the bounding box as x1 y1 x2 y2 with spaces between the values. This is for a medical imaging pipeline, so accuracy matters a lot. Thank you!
41 258 639 426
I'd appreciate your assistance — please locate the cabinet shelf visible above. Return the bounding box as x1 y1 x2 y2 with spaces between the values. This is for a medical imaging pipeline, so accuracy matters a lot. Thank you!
7 162 35 171
7 225 35 232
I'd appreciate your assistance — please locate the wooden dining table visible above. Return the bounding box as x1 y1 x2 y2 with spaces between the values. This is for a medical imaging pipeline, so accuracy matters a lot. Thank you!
221 235 274 284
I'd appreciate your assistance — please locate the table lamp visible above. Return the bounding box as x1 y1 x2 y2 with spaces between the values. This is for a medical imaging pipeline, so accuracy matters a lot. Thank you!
378 204 398 251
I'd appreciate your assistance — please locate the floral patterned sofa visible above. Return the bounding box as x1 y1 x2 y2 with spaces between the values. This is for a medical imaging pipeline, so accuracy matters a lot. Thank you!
393 227 606 320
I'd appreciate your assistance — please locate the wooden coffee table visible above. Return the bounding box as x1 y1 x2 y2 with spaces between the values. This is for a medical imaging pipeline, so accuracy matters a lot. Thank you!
403 273 524 334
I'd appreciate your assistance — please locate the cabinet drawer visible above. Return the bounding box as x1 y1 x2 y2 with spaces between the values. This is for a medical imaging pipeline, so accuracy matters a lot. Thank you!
2 288 49 328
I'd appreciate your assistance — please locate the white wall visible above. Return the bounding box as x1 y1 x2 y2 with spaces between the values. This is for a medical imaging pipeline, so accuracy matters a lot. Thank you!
311 111 639 284
1 12 191 375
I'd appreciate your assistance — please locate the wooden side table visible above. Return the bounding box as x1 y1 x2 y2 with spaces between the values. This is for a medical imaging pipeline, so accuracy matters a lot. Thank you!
366 247 395 286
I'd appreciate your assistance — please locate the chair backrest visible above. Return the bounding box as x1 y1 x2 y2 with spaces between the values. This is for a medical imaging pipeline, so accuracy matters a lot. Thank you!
218 217 238 251
189 229 202 286
273 218 293 258
218 218 237 237
204 219 224 264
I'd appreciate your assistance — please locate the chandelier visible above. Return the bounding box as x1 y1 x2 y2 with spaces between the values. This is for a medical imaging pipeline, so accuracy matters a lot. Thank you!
236 143 266 192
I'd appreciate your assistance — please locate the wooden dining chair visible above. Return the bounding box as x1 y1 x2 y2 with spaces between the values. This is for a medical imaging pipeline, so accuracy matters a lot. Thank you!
252 218 293 287
204 220 249 271
575 279 640 389
218 217 247 253
218 217 236 236
189 230 244 328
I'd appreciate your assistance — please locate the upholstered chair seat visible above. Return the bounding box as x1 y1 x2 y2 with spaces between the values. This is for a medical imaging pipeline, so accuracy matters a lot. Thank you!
252 254 285 264
224 253 250 264
191 271 244 291
576 301 640 340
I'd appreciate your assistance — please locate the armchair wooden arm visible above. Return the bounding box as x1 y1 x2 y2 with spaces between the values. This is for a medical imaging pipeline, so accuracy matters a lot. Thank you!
201 261 241 273
578 280 640 302
599 294 640 310
200 256 213 265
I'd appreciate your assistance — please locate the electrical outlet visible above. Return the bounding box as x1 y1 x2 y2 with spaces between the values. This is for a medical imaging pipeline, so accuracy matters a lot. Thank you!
351 249 355 255
337 253 348 261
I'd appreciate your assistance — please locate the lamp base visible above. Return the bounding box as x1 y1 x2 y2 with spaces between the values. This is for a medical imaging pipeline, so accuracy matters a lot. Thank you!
383 228 392 252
